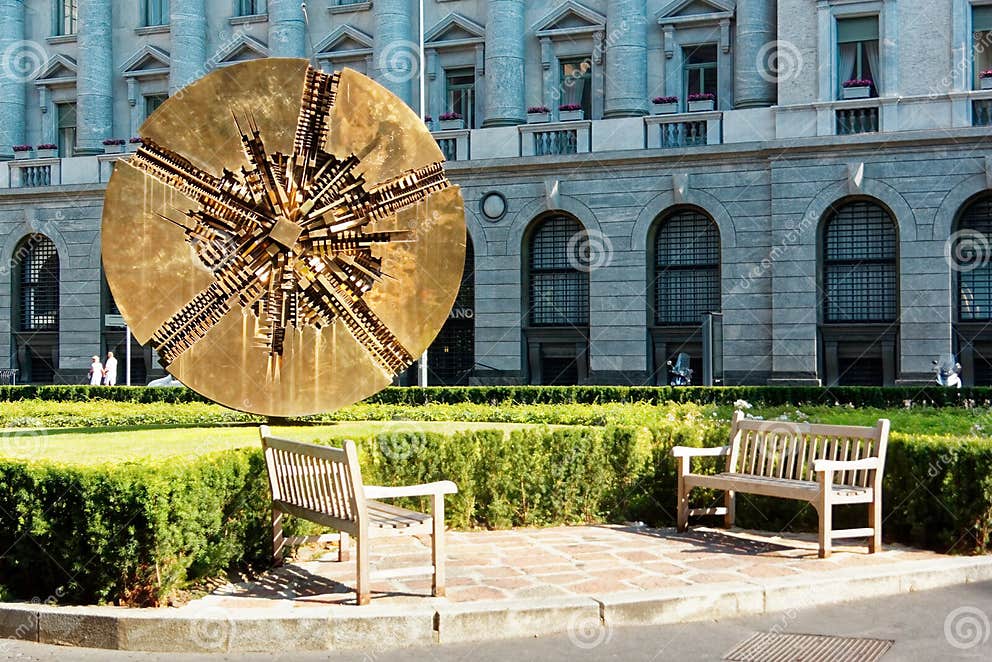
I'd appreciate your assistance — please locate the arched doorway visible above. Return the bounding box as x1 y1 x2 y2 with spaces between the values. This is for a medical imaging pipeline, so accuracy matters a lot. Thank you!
818 199 899 385
648 206 721 385
522 213 590 385
12 235 60 383
952 193 992 385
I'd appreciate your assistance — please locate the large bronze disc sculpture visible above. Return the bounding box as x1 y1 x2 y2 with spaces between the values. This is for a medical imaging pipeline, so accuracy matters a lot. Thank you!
102 59 465 416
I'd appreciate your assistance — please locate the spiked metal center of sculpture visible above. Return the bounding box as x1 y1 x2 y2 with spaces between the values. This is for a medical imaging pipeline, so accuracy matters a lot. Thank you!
129 68 449 375
101 61 466 416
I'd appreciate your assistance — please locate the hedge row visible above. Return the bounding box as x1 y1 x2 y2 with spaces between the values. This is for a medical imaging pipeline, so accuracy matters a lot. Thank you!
3 384 992 408
3 416 991 605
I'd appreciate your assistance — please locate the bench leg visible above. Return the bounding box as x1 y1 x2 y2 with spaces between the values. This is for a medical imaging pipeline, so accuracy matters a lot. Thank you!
339 531 351 562
356 530 370 606
868 494 882 554
676 456 690 532
817 472 833 559
272 507 285 567
431 493 446 597
724 490 735 528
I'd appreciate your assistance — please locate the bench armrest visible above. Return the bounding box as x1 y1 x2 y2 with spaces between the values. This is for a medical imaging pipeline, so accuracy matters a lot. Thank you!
672 445 731 458
364 481 458 499
813 457 881 473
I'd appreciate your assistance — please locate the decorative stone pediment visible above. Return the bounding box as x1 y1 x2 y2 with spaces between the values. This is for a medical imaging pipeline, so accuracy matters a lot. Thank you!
425 13 485 48
656 0 735 24
534 1 606 38
314 25 373 58
656 0 735 57
34 54 77 86
214 35 269 66
121 45 171 79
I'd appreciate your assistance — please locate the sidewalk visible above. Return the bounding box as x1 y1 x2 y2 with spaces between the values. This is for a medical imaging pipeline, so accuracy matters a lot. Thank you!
2 525 990 653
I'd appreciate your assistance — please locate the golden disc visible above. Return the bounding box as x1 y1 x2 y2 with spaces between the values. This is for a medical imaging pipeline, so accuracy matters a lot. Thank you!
101 59 466 416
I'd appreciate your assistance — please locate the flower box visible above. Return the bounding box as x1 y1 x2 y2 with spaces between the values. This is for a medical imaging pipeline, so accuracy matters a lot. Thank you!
103 144 123 154
559 109 584 121
687 99 715 112
12 145 33 160
527 111 550 124
982 77 992 90
439 119 464 131
126 138 142 153
36 148 57 158
652 102 678 115
841 85 871 99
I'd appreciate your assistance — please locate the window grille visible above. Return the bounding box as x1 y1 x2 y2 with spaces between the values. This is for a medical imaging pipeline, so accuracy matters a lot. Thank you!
956 195 992 321
17 235 59 332
528 216 589 326
822 201 897 323
654 209 720 325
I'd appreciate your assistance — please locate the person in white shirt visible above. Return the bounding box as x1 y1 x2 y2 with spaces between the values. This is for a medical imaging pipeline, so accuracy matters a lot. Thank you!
104 352 118 386
89 356 103 386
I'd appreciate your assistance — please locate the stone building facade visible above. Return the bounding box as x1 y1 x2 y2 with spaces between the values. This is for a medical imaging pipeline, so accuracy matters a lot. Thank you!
1 0 992 387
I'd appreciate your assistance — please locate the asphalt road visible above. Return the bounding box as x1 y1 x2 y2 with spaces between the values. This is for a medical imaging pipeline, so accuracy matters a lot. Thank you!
3 581 992 661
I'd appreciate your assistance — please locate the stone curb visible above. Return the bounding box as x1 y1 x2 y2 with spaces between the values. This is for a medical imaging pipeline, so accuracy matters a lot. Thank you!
1 556 990 653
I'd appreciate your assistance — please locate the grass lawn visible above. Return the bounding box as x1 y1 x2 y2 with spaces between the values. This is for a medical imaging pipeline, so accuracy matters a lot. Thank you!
0 421 547 465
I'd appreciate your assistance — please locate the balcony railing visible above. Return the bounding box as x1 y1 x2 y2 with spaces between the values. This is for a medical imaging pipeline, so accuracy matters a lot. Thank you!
8 158 60 188
519 121 591 157
644 112 722 149
432 129 470 162
836 107 879 135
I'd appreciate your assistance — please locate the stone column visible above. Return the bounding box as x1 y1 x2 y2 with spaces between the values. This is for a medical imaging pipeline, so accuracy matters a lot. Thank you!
75 0 114 154
169 0 207 95
733 0 777 108
604 0 648 118
373 0 414 105
0 0 26 158
483 0 525 127
268 0 306 58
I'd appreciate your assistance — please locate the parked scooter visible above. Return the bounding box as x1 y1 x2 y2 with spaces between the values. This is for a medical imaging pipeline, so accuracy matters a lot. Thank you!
933 354 962 388
667 352 693 386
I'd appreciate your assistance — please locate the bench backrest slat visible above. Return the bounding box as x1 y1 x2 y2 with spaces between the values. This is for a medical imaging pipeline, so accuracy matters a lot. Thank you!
726 412 889 487
260 427 366 524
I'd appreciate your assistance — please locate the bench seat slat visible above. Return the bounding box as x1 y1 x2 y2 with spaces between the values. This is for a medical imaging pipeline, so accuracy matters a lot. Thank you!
367 501 432 528
684 472 873 503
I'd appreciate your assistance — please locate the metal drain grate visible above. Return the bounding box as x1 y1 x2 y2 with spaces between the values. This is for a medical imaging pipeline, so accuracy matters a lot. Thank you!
723 632 893 662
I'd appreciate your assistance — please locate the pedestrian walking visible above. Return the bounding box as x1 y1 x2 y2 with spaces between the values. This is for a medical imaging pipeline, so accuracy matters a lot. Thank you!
104 351 118 386
88 356 103 386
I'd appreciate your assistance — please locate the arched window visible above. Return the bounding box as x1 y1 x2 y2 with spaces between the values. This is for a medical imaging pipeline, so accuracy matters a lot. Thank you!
16 235 59 332
956 195 992 322
653 208 721 324
953 194 992 385
527 215 589 327
821 200 897 323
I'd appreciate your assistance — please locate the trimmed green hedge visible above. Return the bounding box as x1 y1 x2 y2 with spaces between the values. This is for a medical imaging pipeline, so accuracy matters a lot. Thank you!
4 384 992 408
3 413 992 605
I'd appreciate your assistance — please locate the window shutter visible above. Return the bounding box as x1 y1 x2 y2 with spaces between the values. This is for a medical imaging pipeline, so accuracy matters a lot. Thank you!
837 16 879 43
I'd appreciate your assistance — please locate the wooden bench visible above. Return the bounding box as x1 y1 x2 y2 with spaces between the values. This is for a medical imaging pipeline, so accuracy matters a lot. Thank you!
673 411 889 558
259 426 457 605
